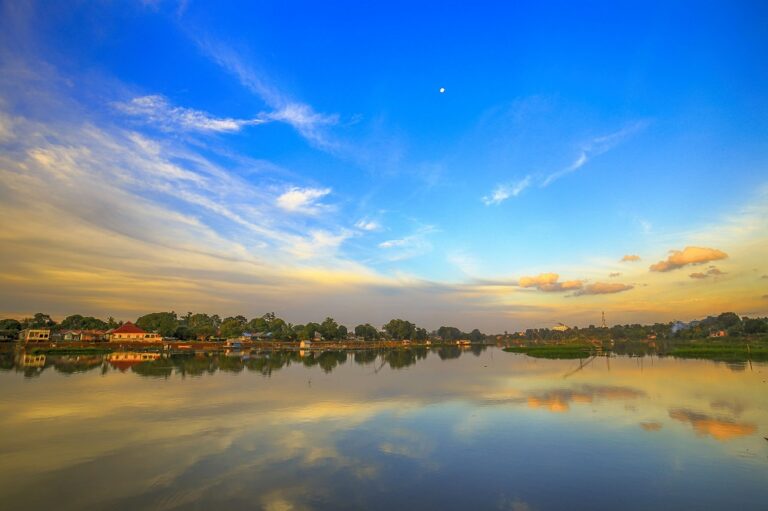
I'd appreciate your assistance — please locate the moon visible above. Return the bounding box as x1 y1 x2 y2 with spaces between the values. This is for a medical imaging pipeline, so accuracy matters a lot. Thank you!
439 87 445 93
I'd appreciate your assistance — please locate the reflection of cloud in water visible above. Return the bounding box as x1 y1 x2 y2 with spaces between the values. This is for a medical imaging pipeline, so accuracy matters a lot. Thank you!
669 408 756 441
526 385 645 413
710 399 746 417
640 422 663 431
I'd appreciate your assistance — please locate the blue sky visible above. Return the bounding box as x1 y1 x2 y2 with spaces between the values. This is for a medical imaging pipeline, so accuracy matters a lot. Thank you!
0 1 766 330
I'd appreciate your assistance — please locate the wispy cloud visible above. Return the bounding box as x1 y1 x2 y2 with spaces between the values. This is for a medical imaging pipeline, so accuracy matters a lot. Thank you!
542 121 648 187
572 282 634 296
276 187 332 214
378 226 436 261
621 254 641 262
114 95 267 133
355 218 381 232
196 38 339 149
689 266 726 279
482 175 531 206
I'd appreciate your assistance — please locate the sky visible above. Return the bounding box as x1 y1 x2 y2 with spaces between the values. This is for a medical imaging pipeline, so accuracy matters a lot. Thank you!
0 1 767 331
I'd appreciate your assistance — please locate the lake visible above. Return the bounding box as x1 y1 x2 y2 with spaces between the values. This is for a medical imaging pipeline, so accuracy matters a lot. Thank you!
1 346 767 510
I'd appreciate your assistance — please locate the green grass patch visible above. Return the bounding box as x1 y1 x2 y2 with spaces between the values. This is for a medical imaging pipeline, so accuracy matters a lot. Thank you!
668 344 768 362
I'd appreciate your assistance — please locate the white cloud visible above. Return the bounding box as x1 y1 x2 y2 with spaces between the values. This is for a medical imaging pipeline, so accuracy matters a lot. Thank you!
196 39 339 149
542 121 648 187
378 226 436 261
114 95 267 133
355 219 381 231
482 176 531 205
276 187 331 214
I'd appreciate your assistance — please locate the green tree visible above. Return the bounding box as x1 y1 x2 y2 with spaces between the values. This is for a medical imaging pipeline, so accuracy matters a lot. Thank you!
320 317 340 340
468 328 484 343
136 312 179 337
21 313 56 329
246 317 268 334
383 319 416 340
187 313 217 340
717 312 741 330
0 319 22 332
437 326 463 342
300 322 322 340
220 317 246 338
60 314 109 330
354 323 379 341
744 318 768 334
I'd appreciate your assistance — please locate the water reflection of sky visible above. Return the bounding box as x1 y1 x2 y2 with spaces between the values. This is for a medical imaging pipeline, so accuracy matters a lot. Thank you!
0 348 767 510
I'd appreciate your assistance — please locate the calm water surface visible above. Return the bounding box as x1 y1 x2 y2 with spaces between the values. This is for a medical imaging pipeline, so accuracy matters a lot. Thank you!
1 346 767 510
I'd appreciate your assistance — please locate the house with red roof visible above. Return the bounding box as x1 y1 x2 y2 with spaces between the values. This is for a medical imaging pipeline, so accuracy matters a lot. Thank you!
108 322 163 342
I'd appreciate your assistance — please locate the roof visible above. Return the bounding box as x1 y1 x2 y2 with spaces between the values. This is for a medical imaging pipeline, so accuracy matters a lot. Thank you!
110 322 147 334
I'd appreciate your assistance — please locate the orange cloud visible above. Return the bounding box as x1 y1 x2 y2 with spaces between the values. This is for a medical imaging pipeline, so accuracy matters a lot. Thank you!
650 246 728 272
689 266 726 279
621 254 641 262
518 273 582 292
609 272 621 278
668 408 756 441
640 422 662 432
573 282 634 296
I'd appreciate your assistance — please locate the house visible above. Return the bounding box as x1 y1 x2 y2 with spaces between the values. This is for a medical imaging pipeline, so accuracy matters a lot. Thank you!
456 339 471 346
62 330 108 342
299 340 312 349
109 322 162 342
20 329 51 342
552 323 570 332
710 330 727 338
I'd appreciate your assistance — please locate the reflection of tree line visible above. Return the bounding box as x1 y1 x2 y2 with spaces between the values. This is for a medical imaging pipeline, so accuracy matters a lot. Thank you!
0 345 488 378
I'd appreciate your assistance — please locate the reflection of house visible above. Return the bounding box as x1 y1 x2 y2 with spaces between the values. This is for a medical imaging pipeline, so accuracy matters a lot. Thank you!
20 329 51 342
109 322 162 342
108 351 161 371
19 353 46 367
62 330 108 342
299 340 312 349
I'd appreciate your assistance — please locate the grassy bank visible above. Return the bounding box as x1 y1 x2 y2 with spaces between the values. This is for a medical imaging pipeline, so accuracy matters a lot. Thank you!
667 344 768 362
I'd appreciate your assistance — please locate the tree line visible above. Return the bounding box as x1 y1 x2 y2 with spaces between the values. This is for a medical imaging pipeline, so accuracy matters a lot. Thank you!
0 311 488 343
2 310 765 342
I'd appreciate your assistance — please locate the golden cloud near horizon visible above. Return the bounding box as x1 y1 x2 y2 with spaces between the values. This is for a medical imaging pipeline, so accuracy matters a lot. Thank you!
518 273 583 292
650 246 728 272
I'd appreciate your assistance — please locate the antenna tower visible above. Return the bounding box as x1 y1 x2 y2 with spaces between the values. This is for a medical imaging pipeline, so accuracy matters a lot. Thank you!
601 311 607 329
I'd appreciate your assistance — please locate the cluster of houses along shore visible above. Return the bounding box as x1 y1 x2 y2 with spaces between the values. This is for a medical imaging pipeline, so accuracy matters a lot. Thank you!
19 322 162 343
15 321 475 347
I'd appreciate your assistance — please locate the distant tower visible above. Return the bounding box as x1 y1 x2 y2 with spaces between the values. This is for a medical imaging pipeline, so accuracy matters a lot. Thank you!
601 311 607 329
